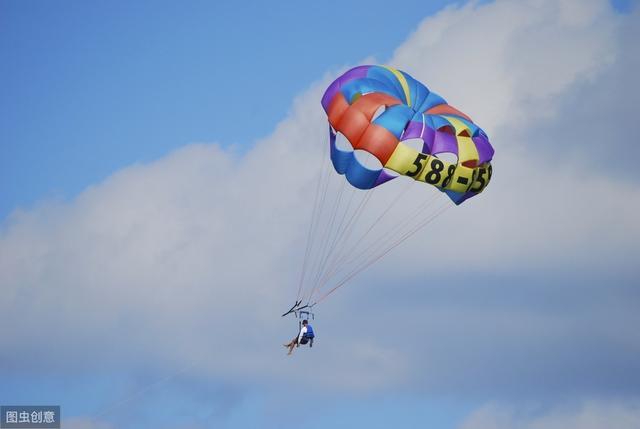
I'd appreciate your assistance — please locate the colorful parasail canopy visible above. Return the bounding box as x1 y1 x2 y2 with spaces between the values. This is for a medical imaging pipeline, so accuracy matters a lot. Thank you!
321 65 494 205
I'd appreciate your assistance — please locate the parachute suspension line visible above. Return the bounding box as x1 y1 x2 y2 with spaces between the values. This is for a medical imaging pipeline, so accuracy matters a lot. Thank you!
306 185 354 301
341 196 446 283
312 192 447 302
299 142 335 303
314 194 445 305
318 186 358 275
308 177 357 301
304 175 347 304
296 142 330 302
307 186 374 302
313 188 375 292
341 189 440 268
312 186 365 288
309 180 418 300
314 201 452 304
323 180 415 275
94 356 197 420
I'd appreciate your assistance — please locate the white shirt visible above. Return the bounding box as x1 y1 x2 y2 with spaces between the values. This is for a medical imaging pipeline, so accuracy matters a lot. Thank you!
297 325 307 343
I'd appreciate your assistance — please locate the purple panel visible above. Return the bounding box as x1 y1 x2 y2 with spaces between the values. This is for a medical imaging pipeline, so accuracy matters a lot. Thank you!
402 121 422 139
473 134 495 164
431 130 458 155
321 66 371 111
373 169 397 187
422 126 435 153
400 122 436 153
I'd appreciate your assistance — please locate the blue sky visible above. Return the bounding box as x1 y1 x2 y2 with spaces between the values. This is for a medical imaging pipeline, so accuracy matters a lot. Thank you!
1 0 459 219
1 1 639 429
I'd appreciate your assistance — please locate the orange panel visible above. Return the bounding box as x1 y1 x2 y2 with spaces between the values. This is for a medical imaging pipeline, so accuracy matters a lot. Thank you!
356 124 399 165
336 107 370 145
425 104 473 122
352 93 402 120
327 93 350 128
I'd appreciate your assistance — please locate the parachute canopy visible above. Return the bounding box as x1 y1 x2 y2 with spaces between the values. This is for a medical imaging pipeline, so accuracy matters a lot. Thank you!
321 65 494 204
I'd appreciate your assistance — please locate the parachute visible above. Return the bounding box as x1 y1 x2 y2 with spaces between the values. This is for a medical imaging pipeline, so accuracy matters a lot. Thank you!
287 65 495 314
322 65 494 204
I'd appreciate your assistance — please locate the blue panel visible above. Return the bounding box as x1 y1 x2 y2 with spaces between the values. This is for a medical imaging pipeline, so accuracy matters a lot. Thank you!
431 115 455 130
425 115 436 129
330 133 351 175
443 189 466 205
329 128 380 190
345 158 379 189
366 67 406 103
341 78 399 104
372 104 414 138
410 111 424 124
411 77 430 112
418 92 447 112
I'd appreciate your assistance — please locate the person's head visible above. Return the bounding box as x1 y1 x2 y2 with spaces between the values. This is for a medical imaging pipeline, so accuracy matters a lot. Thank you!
302 320 308 326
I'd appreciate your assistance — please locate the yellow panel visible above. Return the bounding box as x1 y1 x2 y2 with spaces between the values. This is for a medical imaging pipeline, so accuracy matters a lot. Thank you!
442 116 469 135
385 144 485 194
447 165 475 193
415 155 454 188
439 116 478 164
385 142 420 175
414 157 431 182
469 165 492 193
456 135 479 164
383 65 411 106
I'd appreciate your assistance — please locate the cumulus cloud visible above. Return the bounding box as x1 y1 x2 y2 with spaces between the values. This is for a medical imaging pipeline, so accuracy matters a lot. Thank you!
457 399 640 429
392 0 620 134
1 1 639 424
389 0 639 271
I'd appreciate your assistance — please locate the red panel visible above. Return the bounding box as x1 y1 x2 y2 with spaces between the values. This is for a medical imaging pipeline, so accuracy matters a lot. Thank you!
356 124 399 165
437 125 455 134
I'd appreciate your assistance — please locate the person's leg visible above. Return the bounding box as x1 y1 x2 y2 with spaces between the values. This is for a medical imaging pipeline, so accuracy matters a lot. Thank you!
287 337 297 355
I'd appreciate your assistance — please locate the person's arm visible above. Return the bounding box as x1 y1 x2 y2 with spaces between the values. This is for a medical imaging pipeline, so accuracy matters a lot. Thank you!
297 326 307 343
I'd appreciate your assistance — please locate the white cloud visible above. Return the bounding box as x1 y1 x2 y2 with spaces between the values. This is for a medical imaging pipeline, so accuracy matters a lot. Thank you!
391 0 619 132
458 400 640 429
63 418 116 429
0 0 638 409
384 0 640 272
